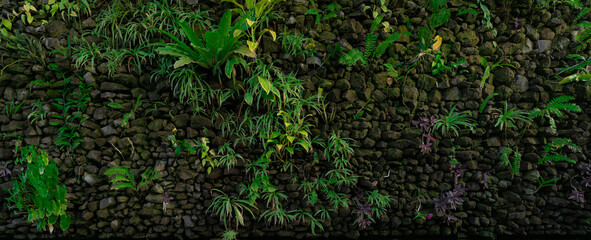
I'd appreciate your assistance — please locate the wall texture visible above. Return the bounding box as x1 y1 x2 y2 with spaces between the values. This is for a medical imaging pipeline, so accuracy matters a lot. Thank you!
1 0 591 239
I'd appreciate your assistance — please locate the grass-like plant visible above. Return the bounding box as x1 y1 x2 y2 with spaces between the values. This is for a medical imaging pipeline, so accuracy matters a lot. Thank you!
493 101 531 132
529 96 582 134
27 100 46 124
4 100 23 118
207 189 257 229
367 190 392 219
433 105 476 137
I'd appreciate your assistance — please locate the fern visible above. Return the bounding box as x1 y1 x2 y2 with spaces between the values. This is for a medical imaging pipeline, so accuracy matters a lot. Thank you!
374 31 409 58
363 16 383 64
339 49 365 66
104 166 161 192
575 8 590 23
575 22 591 51
529 96 581 134
539 138 581 165
512 148 521 174
499 147 512 167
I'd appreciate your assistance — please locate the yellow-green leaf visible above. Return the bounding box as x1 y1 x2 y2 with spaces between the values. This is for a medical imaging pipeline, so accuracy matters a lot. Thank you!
174 57 193 68
2 19 11 30
258 76 272 94
234 46 256 58
246 18 255 27
247 40 258 52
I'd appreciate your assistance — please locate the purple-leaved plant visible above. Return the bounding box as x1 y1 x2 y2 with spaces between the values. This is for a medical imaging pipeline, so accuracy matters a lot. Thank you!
569 188 584 204
352 191 375 229
451 163 466 185
480 171 491 189
161 192 174 211
431 184 467 225
413 116 437 153
0 161 11 177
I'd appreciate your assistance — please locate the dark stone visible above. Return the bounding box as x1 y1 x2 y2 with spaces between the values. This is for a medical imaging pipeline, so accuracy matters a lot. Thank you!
100 82 129 92
100 197 116 209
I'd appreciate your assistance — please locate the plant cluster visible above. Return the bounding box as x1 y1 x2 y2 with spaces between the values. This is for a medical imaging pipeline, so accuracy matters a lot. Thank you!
412 116 437 153
104 167 162 193
529 96 582 134
305 1 341 24
49 65 90 154
539 138 581 165
431 184 467 225
5 145 71 233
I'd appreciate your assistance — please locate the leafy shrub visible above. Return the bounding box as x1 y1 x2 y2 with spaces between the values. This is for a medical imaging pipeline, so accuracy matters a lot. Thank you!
154 10 254 79
5 145 71 232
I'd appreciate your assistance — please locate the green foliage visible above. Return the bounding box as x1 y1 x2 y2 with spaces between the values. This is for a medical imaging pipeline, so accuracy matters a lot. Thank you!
428 0 451 29
121 94 142 128
433 105 476 137
208 189 257 229
4 100 23 118
280 31 315 57
5 145 71 232
479 93 499 113
480 57 516 87
499 147 521 174
305 2 341 24
291 209 324 235
0 31 46 70
154 10 254 79
535 176 559 193
493 101 531 132
49 65 90 154
557 54 591 79
529 96 581 134
539 138 581 165
367 190 392 219
339 49 366 67
431 51 465 75
222 230 238 240
169 136 218 174
477 0 496 36
27 100 46 124
104 167 161 192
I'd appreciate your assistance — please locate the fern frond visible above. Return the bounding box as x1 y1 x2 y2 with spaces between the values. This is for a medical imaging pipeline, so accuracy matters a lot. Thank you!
499 147 512 167
575 8 590 23
512 148 521 174
549 117 557 134
363 33 377 64
338 49 365 66
540 154 576 164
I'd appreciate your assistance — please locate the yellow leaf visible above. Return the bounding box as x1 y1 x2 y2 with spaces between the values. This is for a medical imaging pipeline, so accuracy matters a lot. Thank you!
267 29 276 41
246 18 255 27
233 29 242 37
431 35 442 51
382 22 390 32
247 40 258 52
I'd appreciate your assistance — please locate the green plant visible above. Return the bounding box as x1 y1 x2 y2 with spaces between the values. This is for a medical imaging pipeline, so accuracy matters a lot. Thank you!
366 190 391 219
539 138 581 165
339 16 409 68
218 142 243 170
428 0 451 29
291 209 324 234
305 2 341 24
529 96 582 134
431 51 466 75
433 105 476 137
4 100 23 118
480 57 516 87
43 0 92 23
493 101 531 132
499 147 521 174
154 10 254 79
479 93 499 113
556 54 591 79
477 0 496 36
5 145 71 232
535 176 559 193
104 167 161 192
222 230 238 240
280 31 315 57
121 94 142 128
208 189 257 229
49 66 89 153
27 100 46 124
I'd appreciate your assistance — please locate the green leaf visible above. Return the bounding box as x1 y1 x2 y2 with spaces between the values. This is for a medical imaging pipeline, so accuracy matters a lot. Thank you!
60 214 71 230
2 19 11 30
107 102 123 109
173 57 194 69
258 76 273 94
244 92 253 105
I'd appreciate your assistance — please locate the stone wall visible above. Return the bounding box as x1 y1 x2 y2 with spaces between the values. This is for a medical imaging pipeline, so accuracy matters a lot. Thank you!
0 0 591 239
